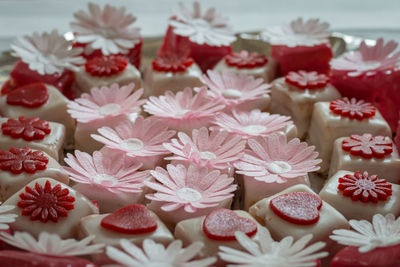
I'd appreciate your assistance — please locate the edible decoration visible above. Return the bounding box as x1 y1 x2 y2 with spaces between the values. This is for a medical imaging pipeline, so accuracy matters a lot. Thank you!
101 204 157 234
270 192 322 225
202 209 257 241
152 54 194 73
337 171 392 203
285 70 329 89
6 83 49 108
0 204 17 230
342 134 393 159
235 134 321 183
145 164 236 212
219 230 328 266
225 50 268 68
329 97 376 120
0 147 48 174
106 239 216 267
1 116 51 141
17 181 75 223
85 55 128 77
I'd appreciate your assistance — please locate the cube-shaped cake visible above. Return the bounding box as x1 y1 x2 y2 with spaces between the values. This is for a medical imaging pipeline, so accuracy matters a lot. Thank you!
307 98 392 173
319 170 400 220
0 117 66 161
329 134 400 183
270 71 341 139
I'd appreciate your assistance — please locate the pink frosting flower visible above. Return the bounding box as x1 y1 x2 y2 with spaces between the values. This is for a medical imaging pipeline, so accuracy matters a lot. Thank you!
67 83 145 123
145 164 237 212
200 70 271 111
164 127 246 170
213 109 293 139
235 134 321 183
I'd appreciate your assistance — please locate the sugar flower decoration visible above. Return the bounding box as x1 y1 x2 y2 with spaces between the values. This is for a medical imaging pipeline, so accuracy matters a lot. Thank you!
0 204 17 230
11 30 85 75
0 231 104 256
91 116 176 158
63 150 150 193
331 38 400 77
213 109 292 139
145 164 237 213
235 134 321 183
261 17 330 47
164 127 245 170
219 230 328 267
67 83 145 123
71 3 141 55
330 213 400 252
342 134 393 159
200 70 271 109
170 1 236 46
106 239 216 267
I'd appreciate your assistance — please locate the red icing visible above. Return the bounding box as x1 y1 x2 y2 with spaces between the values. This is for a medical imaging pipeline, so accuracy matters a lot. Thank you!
85 55 128 77
342 134 393 159
270 192 322 225
396 120 400 155
6 83 49 108
225 50 268 69
202 209 258 241
0 147 48 174
285 70 329 90
17 180 75 223
152 55 194 73
1 116 51 141
101 204 157 234
338 171 392 203
330 97 376 120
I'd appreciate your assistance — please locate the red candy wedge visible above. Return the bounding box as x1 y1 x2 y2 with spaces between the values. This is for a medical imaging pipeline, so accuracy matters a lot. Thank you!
100 204 157 234
270 192 323 225
203 209 258 241
6 83 49 108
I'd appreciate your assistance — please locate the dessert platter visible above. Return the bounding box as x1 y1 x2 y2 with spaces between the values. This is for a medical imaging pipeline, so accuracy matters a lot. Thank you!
0 2 400 266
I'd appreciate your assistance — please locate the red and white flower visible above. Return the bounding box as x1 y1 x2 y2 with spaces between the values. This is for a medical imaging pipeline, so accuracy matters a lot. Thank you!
330 97 376 120
0 147 48 174
342 134 393 159
225 50 268 68
1 116 51 141
85 55 128 77
285 70 329 90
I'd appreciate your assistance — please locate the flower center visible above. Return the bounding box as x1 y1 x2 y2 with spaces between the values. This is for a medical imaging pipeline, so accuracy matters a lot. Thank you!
121 138 144 151
358 61 381 71
242 125 267 135
222 89 243 99
355 179 376 190
200 151 217 160
190 19 212 33
177 187 202 202
93 174 116 184
266 161 292 174
99 103 121 116
36 193 58 209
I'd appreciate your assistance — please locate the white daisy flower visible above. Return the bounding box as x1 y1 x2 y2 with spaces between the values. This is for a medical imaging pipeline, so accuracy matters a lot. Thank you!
0 204 17 230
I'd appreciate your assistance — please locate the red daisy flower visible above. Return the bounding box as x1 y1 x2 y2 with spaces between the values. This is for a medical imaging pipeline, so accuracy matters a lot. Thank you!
85 55 128 77
225 50 268 69
285 70 329 90
152 54 194 73
1 116 51 141
342 134 393 159
329 97 376 120
0 147 48 174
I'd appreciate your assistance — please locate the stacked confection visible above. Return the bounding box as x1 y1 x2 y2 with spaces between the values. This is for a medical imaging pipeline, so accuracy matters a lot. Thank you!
0 2 400 266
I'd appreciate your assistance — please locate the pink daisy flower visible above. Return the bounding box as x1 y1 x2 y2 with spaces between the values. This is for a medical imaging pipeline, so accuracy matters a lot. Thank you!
235 134 321 183
213 109 293 140
67 83 145 123
143 87 225 134
164 127 246 170
200 70 271 112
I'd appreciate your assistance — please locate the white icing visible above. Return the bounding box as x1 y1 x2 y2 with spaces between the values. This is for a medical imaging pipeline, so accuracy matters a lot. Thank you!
222 89 243 99
266 161 292 174
200 151 217 160
99 103 121 116
177 188 202 202
121 138 144 151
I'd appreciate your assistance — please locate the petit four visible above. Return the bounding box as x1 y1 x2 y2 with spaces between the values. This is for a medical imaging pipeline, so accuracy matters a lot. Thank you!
270 71 341 139
307 98 392 173
213 50 277 82
2 178 98 239
319 170 400 220
235 134 321 209
329 134 400 183
0 117 66 161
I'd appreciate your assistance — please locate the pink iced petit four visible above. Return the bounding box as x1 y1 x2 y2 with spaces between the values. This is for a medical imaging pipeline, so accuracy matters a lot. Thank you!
67 83 145 153
2 178 98 239
330 213 400 267
144 87 225 134
0 147 69 202
213 50 277 82
249 184 349 244
261 18 332 75
0 117 66 161
71 3 142 69
329 134 400 183
200 70 271 112
270 71 341 139
146 164 236 228
319 170 400 220
235 134 321 209
307 98 392 173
